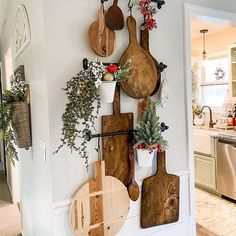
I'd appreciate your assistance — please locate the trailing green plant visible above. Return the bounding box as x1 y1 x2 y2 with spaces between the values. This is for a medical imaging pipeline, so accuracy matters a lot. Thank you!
135 98 168 152
192 104 202 116
55 59 131 167
0 80 27 164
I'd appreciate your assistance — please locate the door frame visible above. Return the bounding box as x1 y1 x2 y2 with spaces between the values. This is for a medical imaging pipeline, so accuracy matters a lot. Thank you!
184 4 236 236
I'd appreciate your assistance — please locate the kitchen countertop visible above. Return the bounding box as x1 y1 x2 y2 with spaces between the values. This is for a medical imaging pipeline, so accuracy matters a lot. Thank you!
193 126 236 139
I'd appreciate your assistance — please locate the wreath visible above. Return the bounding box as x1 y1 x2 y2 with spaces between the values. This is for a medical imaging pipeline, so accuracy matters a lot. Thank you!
215 67 225 80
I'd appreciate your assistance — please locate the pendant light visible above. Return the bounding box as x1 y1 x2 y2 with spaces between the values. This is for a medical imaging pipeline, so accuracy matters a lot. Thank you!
200 29 208 64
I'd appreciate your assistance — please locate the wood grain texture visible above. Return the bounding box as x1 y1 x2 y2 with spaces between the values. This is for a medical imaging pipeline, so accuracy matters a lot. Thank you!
141 152 180 228
119 16 157 99
88 8 116 57
102 86 133 186
128 146 140 201
140 28 161 96
106 0 124 30
70 161 130 236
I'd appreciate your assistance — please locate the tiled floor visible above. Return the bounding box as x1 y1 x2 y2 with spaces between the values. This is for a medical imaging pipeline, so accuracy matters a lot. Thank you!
196 188 236 236
0 171 21 236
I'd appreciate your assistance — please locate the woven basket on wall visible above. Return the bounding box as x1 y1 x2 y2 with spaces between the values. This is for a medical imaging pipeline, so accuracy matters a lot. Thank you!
12 101 32 149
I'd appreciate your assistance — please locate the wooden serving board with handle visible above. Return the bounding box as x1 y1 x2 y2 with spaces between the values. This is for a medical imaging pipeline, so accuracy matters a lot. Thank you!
140 28 161 96
119 16 157 99
88 5 116 57
70 161 130 236
102 85 133 186
141 151 180 228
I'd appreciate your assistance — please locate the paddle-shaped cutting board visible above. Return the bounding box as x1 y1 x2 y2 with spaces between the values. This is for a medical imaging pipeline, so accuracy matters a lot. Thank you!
140 28 161 96
102 85 133 186
70 161 130 236
88 6 116 57
119 16 157 99
141 151 180 228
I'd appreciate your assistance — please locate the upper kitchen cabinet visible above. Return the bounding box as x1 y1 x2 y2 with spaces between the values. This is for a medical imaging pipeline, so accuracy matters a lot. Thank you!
229 45 236 97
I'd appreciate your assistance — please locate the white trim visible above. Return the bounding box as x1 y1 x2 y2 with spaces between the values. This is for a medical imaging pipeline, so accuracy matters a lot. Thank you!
184 4 236 236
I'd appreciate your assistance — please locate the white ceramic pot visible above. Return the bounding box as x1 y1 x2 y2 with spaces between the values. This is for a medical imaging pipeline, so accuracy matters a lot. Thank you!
136 149 156 168
194 114 205 126
98 81 117 103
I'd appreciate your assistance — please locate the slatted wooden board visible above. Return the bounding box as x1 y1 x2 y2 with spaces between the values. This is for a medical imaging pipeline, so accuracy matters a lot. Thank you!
70 161 130 236
141 152 180 228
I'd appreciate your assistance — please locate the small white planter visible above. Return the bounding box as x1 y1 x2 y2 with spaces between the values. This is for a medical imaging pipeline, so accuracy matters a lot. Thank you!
98 81 117 103
194 114 205 126
136 149 156 168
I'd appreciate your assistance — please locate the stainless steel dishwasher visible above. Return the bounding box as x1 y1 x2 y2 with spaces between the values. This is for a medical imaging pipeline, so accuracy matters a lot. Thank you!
217 136 236 200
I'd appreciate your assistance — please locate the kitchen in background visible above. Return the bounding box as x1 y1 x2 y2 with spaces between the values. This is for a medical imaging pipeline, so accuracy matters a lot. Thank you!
191 16 236 236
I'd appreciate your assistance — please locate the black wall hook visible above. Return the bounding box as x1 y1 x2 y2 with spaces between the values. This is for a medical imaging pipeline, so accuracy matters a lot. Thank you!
152 0 166 9
158 62 167 72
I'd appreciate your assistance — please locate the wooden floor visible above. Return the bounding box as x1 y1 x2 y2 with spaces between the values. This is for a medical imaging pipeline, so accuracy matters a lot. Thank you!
0 170 22 236
197 223 219 236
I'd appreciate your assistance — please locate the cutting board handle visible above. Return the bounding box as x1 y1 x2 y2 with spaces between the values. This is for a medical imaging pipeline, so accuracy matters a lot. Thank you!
127 16 138 45
113 85 121 115
94 161 106 179
113 0 118 5
140 28 150 52
157 151 167 174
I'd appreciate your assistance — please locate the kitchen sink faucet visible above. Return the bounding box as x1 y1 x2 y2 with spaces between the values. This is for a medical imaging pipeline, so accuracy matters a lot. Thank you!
201 106 216 128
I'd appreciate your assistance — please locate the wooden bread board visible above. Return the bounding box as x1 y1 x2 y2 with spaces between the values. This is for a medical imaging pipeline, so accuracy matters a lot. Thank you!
70 161 130 236
141 152 180 228
102 85 133 186
119 16 157 99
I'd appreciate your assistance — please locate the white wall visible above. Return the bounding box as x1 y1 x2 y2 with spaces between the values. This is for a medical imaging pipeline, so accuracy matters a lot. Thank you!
1 0 236 236
0 0 53 235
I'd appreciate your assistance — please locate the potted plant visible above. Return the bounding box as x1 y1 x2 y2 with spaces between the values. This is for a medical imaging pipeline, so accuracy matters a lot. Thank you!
0 79 31 164
55 58 131 167
192 104 204 126
88 59 131 103
134 98 168 167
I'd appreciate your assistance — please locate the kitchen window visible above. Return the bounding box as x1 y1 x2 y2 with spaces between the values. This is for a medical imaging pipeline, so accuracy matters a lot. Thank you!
201 56 229 108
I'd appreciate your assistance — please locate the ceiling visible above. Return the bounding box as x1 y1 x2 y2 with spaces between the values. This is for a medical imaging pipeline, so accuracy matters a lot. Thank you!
0 0 8 38
191 19 234 39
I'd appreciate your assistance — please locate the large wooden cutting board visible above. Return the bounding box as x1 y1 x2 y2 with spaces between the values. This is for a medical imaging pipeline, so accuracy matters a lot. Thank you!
141 151 180 228
140 28 161 96
70 161 130 236
119 16 157 99
102 85 133 186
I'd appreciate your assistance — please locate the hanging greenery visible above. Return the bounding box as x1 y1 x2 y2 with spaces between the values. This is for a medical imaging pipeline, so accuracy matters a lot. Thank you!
55 59 131 167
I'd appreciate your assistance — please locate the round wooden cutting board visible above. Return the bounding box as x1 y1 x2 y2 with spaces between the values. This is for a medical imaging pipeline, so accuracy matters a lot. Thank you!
119 16 157 99
70 161 130 236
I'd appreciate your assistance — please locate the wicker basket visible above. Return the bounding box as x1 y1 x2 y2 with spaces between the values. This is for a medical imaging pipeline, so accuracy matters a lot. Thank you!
12 101 32 149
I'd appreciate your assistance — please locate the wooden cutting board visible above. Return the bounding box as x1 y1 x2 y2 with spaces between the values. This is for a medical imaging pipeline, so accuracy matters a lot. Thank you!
141 151 180 228
102 85 133 186
88 6 116 57
119 16 157 99
140 28 161 96
70 161 130 236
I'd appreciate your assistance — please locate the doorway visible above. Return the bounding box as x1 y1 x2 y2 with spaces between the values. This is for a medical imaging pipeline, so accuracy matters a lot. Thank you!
185 4 236 236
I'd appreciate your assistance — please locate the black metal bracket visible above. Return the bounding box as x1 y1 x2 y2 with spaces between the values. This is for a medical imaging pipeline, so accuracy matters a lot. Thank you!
84 122 169 141
83 58 167 72
158 62 168 72
153 0 166 9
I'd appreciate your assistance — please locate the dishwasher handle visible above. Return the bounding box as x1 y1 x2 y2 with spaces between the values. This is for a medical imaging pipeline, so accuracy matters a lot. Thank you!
218 138 236 146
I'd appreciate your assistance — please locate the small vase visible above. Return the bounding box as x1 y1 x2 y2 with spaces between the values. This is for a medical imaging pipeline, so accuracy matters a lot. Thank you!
194 114 205 126
98 81 117 103
136 149 156 167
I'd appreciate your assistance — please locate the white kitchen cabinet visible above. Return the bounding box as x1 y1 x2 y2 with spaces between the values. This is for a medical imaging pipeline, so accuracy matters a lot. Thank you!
195 154 216 191
229 45 236 97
